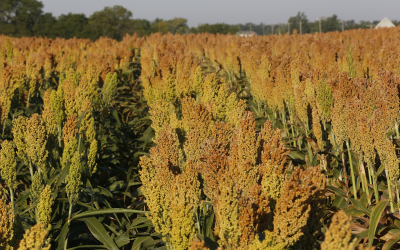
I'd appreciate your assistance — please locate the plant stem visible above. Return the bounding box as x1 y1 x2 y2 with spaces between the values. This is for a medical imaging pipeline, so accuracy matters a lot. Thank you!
360 161 371 205
386 169 395 213
2 122 5 138
368 162 379 204
195 208 201 234
395 183 400 213
9 188 14 212
341 152 349 193
346 141 357 199
58 126 62 148
29 162 34 181
68 198 73 223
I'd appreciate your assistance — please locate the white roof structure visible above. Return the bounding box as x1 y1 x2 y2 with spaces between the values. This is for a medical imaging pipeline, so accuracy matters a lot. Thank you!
375 17 395 28
236 31 257 37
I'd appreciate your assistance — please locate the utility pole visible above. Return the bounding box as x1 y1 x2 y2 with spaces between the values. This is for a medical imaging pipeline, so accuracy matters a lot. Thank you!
271 25 274 35
341 20 345 32
287 22 291 35
249 24 252 32
278 23 283 34
299 21 303 36
262 23 265 36
316 18 324 33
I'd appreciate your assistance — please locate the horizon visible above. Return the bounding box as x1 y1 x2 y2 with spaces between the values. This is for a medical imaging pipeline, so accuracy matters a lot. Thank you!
40 0 399 27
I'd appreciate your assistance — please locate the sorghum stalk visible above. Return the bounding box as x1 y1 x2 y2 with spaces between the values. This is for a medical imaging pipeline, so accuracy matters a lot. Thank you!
341 152 349 193
9 188 14 211
29 162 34 181
359 161 371 205
396 183 400 212
395 122 399 139
281 113 287 137
386 169 395 213
346 141 358 198
58 126 62 148
368 162 379 203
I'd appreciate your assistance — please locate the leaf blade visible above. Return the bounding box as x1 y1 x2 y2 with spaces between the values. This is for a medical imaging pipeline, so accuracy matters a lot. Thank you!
80 217 119 250
368 200 389 247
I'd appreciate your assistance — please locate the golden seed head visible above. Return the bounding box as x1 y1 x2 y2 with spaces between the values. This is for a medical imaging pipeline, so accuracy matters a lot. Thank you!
17 223 51 250
0 140 17 189
26 114 48 172
169 163 200 250
192 66 203 95
61 137 78 169
321 210 356 250
0 198 14 250
189 238 209 250
274 166 326 248
102 72 118 105
312 108 324 150
79 99 96 143
37 185 54 227
50 86 65 126
248 230 285 250
63 114 78 146
316 80 334 123
30 172 42 202
65 151 81 200
63 78 77 117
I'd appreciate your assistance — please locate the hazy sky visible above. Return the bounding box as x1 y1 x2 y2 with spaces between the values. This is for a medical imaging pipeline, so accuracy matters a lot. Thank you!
40 0 400 27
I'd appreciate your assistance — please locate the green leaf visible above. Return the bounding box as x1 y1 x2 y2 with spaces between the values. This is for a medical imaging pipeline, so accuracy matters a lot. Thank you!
56 222 70 250
394 219 400 229
349 198 371 216
131 236 151 250
382 231 400 250
327 185 348 198
345 207 365 217
376 164 386 177
80 217 119 250
355 229 369 240
111 109 122 127
332 195 346 209
368 199 389 247
205 213 215 240
114 234 130 248
131 217 151 227
288 151 305 160
72 208 149 220
67 246 108 250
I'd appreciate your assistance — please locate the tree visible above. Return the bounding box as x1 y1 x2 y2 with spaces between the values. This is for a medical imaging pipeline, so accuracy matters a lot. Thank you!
322 14 340 32
150 18 169 34
14 0 44 36
167 17 188 34
88 5 132 40
288 12 310 34
0 0 18 35
131 19 151 37
55 13 91 39
190 23 238 35
36 13 57 38
0 0 44 37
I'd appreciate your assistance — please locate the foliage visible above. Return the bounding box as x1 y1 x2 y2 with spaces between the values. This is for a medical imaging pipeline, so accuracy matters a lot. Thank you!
3 25 400 250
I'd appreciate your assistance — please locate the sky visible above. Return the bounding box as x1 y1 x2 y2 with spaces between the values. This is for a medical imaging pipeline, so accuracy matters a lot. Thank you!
40 0 400 27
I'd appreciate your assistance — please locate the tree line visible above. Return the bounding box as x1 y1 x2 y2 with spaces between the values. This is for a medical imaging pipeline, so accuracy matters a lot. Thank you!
0 1 398 40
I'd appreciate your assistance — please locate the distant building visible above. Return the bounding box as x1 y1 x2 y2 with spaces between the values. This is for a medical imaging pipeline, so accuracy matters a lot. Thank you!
375 17 395 28
236 31 257 37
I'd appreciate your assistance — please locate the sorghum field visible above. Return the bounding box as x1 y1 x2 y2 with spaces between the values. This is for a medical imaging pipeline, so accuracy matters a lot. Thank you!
1 27 400 250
